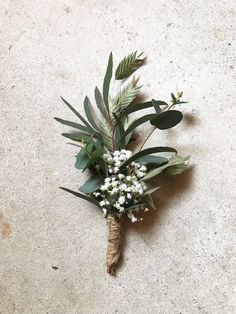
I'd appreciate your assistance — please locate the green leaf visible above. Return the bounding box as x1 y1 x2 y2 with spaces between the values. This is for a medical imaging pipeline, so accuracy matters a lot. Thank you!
95 87 108 118
62 133 93 143
84 96 100 131
120 101 152 118
144 186 160 195
60 96 96 134
120 99 168 119
171 93 177 103
75 144 94 170
115 51 145 80
137 155 168 164
152 99 168 114
120 146 177 169
62 133 99 149
122 114 157 139
75 149 88 169
79 175 104 193
125 203 145 211
83 146 104 171
103 52 113 113
54 117 91 133
150 110 183 130
144 195 156 210
143 155 189 180
59 187 100 207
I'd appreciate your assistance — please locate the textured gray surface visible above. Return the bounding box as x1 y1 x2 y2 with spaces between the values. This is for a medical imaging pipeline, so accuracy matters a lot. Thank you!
0 0 236 313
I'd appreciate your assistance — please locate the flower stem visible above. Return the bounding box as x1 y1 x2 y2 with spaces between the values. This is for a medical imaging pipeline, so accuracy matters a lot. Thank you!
138 127 156 151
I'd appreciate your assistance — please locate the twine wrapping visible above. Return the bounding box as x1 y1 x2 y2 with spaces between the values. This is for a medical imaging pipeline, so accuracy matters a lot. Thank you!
106 215 122 275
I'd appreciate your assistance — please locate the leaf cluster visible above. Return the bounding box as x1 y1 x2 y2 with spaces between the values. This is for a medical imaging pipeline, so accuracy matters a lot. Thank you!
54 52 190 212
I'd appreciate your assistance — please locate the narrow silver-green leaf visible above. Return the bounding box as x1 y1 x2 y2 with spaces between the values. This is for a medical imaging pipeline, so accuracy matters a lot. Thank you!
103 52 113 113
54 117 91 133
120 146 177 169
144 186 160 195
60 96 96 133
59 187 100 207
95 87 108 118
84 96 100 131
137 155 168 164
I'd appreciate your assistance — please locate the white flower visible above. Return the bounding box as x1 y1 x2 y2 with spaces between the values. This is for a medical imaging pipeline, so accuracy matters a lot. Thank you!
93 192 100 197
127 193 132 199
114 161 121 167
140 165 147 172
113 166 119 173
118 196 126 204
99 200 106 206
102 208 107 217
118 174 125 180
100 185 106 191
126 176 131 181
104 177 111 183
113 150 120 156
121 184 127 191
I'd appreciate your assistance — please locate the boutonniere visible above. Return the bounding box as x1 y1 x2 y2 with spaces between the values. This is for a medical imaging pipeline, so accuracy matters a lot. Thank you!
55 52 190 275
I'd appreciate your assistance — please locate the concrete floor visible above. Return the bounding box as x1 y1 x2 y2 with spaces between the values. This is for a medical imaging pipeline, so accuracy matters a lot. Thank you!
0 0 236 313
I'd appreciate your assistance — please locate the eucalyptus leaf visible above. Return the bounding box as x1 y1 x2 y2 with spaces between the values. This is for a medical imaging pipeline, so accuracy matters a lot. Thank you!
150 110 183 130
83 146 104 171
75 148 89 169
79 175 104 193
75 144 94 170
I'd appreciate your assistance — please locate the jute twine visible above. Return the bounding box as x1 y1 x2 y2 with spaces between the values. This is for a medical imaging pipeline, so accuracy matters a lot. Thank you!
106 215 122 275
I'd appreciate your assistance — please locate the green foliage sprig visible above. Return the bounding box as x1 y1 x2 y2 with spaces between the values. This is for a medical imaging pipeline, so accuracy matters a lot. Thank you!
55 52 190 216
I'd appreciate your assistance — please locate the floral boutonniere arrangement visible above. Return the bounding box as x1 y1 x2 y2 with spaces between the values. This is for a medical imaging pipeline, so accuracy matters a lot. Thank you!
55 52 190 275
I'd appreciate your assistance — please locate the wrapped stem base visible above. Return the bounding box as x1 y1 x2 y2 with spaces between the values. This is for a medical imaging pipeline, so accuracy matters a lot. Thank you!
106 215 122 275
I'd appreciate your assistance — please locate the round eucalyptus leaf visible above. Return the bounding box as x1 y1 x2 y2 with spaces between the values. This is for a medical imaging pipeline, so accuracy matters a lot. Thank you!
150 110 183 129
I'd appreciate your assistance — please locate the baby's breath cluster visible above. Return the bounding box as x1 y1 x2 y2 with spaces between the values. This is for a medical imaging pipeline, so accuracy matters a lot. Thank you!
93 150 147 222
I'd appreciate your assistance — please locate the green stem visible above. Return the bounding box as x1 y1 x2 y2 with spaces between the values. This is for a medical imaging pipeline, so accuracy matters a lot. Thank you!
138 127 156 152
